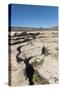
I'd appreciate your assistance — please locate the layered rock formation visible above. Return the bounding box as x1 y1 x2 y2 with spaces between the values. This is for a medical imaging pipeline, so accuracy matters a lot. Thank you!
8 27 58 86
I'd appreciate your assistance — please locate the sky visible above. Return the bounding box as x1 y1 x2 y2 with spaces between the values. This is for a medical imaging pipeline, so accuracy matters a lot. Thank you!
9 4 58 28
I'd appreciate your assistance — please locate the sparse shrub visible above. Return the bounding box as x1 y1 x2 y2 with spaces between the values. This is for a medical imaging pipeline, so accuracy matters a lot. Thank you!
33 70 40 83
31 58 44 67
31 60 38 67
33 70 49 84
39 59 44 66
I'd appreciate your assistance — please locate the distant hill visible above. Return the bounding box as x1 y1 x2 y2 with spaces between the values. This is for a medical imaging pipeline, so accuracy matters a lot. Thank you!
9 26 58 31
47 26 58 30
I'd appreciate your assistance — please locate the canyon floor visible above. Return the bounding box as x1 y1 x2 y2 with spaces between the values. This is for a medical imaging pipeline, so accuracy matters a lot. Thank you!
8 27 58 86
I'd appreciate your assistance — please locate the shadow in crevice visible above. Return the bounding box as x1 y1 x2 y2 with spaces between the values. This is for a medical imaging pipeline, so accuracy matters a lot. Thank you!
24 58 34 85
9 38 32 45
16 46 23 63
9 32 40 45
16 46 34 85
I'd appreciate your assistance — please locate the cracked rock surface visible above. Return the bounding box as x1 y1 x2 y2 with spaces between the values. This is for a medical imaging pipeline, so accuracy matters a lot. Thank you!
9 28 58 86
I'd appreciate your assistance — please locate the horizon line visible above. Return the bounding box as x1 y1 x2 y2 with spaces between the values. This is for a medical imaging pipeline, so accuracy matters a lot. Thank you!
9 25 58 29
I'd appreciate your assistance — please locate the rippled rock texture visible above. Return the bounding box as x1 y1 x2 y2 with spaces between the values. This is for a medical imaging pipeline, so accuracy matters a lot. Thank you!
8 27 58 86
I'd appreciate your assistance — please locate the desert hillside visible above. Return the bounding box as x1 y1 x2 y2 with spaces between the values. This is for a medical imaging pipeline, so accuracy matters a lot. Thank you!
8 27 58 86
